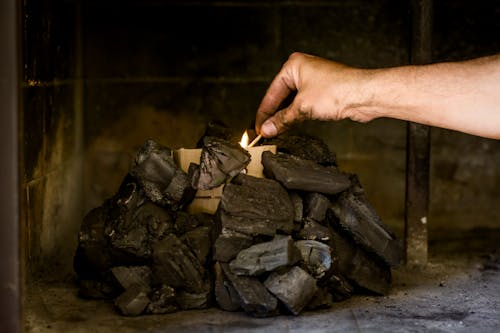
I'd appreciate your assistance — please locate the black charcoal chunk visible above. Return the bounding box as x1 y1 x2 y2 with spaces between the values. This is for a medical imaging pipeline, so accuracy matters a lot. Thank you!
146 285 177 314
196 136 251 190
74 205 113 277
295 240 332 279
325 273 354 301
130 139 195 210
220 174 294 235
104 177 154 262
196 120 235 147
111 266 152 292
264 266 318 315
108 223 150 261
289 192 303 222
265 135 337 165
262 151 351 194
331 228 391 295
152 234 206 293
133 202 174 241
174 211 213 235
213 227 254 262
78 277 120 300
298 219 334 243
329 190 402 267
176 290 211 310
304 192 330 222
214 262 241 311
181 226 212 265
115 284 150 316
229 236 301 276
221 264 278 317
306 288 334 310
219 211 277 237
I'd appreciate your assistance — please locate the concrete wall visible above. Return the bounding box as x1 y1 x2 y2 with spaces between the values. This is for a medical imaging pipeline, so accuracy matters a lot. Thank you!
22 0 500 280
21 0 84 280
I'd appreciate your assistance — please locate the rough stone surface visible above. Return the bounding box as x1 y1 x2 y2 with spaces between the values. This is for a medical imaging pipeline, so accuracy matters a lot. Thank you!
264 266 318 315
229 236 301 276
262 151 351 194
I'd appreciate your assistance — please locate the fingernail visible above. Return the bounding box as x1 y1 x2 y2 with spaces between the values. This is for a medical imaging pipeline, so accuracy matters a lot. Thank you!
261 121 278 137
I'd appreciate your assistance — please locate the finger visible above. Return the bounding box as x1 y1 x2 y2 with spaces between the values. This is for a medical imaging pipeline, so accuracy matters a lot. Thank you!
260 99 308 137
255 66 298 134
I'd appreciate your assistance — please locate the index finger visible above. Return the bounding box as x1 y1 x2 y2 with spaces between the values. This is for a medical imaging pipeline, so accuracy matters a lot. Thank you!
255 66 297 134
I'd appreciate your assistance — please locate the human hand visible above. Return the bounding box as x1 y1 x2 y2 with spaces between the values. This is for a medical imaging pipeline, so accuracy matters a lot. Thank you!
255 52 376 137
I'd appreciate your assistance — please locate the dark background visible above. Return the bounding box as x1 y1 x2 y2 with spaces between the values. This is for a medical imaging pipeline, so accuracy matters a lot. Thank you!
20 0 500 282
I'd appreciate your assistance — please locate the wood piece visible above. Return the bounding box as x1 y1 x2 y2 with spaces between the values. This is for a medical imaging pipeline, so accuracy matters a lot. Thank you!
130 139 195 210
114 284 150 316
229 236 301 276
221 264 278 317
295 240 332 279
262 151 351 194
195 136 251 190
264 266 318 315
151 234 206 293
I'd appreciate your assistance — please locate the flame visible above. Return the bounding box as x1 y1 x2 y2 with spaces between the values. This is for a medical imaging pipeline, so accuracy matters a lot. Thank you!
239 130 249 148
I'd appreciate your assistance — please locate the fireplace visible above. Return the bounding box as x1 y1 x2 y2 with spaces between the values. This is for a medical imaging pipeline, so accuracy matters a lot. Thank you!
2 0 500 332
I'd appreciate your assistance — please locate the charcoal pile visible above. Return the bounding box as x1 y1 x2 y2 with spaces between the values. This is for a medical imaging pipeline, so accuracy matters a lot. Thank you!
74 125 402 317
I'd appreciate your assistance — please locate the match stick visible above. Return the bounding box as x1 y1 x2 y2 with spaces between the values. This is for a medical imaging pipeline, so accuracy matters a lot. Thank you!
247 134 262 148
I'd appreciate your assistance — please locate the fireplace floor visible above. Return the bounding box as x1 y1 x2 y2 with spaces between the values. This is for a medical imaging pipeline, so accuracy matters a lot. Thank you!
25 228 500 333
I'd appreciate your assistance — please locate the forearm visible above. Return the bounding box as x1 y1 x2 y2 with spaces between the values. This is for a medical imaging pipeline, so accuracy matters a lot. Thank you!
349 55 500 139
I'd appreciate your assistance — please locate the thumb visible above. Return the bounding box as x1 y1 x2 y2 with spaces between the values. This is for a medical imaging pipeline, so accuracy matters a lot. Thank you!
260 102 304 138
